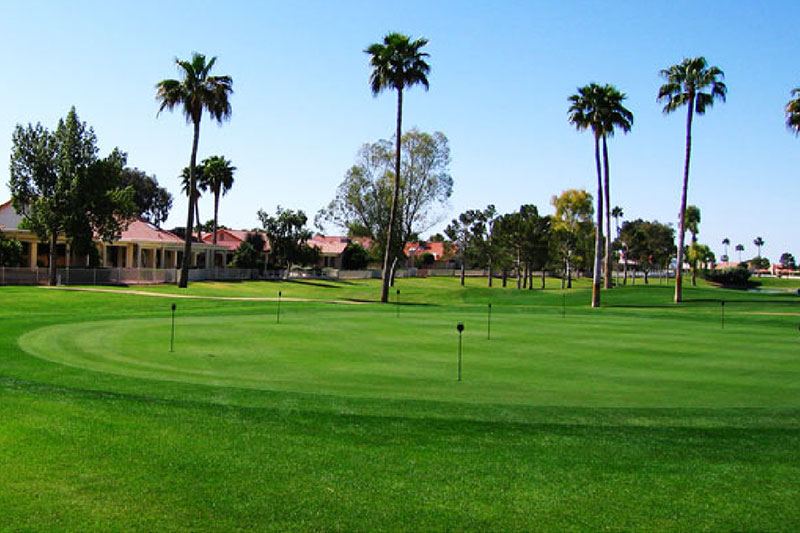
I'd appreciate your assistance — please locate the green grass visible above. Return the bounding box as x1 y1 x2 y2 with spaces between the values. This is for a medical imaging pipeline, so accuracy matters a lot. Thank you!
1 277 800 531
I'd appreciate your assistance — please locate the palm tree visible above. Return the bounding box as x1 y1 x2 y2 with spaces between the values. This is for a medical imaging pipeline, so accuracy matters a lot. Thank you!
722 237 730 261
685 205 701 243
568 83 632 306
598 89 633 291
611 206 623 238
180 166 205 244
658 57 726 303
365 33 430 303
753 236 764 258
611 206 623 284
786 85 800 134
201 156 236 246
156 53 232 287
735 243 745 262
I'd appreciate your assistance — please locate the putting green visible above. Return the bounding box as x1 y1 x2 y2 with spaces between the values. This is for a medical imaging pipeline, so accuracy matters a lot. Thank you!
17 304 800 408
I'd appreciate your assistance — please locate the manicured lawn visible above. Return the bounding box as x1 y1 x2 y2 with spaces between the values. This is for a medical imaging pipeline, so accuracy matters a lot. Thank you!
1 278 799 531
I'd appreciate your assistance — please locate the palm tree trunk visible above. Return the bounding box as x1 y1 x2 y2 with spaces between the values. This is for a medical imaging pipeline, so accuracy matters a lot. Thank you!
602 135 612 289
194 198 202 245
591 134 603 308
213 193 220 246
179 120 201 288
381 89 403 303
623 244 628 285
674 97 694 303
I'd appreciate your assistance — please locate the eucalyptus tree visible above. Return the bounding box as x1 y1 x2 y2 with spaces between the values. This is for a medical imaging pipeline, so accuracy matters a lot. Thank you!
753 236 765 258
201 156 236 245
365 32 430 303
657 56 726 302
156 52 232 287
568 83 632 305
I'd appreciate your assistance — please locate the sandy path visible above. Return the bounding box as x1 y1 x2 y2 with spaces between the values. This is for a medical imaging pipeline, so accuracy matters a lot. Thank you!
41 286 368 305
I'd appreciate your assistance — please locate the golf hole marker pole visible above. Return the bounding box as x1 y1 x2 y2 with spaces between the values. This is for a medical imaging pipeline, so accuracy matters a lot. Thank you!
457 322 464 381
487 303 492 340
562 290 566 318
170 303 176 352
396 289 400 318
721 300 725 330
277 290 282 324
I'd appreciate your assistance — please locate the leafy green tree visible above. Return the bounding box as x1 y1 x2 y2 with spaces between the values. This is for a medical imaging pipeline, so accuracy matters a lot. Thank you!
749 256 770 272
753 236 765 258
0 231 24 267
230 233 266 270
365 32 430 303
616 219 675 284
9 108 136 284
445 207 495 286
658 56 726 302
200 155 236 245
551 189 593 289
779 252 796 270
494 205 550 290
117 165 172 226
258 207 318 270
156 52 232 287
317 130 451 275
341 242 370 270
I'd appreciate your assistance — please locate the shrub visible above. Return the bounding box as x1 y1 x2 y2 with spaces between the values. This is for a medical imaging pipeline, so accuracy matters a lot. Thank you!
704 266 752 287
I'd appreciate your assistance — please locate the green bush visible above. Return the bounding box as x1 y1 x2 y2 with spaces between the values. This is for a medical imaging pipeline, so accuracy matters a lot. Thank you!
704 266 752 287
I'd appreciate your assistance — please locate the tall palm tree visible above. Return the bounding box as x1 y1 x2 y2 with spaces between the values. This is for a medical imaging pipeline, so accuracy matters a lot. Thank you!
611 206 623 284
180 166 205 244
568 83 632 306
365 33 430 303
786 85 800 134
598 88 633 290
685 205 701 243
753 236 764 258
735 243 745 262
611 206 623 238
156 53 232 287
201 156 236 246
722 237 730 260
658 56 726 303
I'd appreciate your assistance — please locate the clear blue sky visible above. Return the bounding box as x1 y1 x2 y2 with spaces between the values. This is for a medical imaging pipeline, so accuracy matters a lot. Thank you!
1 1 798 262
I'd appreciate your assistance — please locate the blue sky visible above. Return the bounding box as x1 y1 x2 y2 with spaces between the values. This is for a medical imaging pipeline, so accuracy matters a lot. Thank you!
1 1 798 262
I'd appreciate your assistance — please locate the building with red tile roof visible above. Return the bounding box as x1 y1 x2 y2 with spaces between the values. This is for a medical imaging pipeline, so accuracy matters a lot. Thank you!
0 199 225 269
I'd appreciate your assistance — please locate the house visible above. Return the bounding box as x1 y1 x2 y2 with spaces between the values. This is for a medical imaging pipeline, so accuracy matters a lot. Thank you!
404 241 453 267
201 229 270 267
0 199 225 270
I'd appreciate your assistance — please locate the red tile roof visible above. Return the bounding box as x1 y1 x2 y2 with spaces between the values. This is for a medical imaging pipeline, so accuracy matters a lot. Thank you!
308 235 350 255
115 219 185 243
201 229 270 251
404 241 451 260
